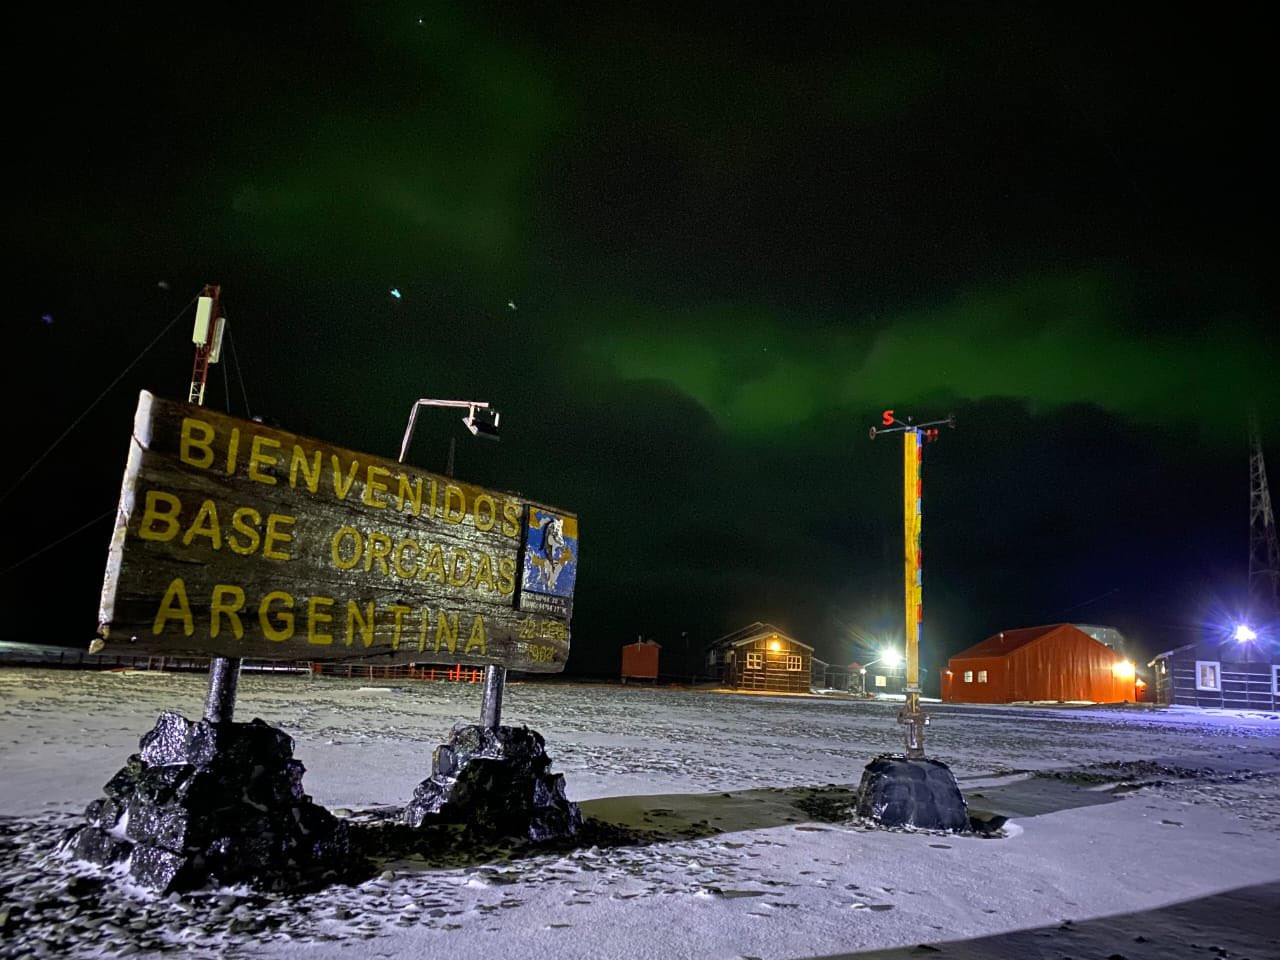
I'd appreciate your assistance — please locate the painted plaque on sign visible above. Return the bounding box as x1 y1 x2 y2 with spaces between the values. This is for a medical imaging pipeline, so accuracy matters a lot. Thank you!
516 507 579 618
95 391 575 671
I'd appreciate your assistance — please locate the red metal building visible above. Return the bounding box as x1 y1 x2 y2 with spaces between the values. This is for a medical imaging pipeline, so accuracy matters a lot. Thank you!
941 623 1136 704
620 639 660 682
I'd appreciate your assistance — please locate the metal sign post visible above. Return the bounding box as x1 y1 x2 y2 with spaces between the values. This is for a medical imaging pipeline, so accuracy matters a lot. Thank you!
185 284 242 724
398 398 507 730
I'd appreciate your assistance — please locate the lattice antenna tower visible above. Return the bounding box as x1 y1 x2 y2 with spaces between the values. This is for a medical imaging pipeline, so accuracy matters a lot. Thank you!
1248 415 1280 616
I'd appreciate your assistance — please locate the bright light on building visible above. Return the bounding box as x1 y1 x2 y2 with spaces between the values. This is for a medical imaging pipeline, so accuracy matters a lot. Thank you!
880 648 902 669
1234 624 1257 642
1111 660 1136 680
768 637 781 652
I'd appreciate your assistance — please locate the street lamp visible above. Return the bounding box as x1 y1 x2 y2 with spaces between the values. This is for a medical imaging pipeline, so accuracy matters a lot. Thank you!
858 648 902 695
398 397 506 731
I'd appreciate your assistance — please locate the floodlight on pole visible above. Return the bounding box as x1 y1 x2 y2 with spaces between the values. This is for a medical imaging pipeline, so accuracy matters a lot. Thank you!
462 404 501 440
399 398 500 464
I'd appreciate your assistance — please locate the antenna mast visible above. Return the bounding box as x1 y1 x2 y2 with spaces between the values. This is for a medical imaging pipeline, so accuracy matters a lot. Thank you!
189 284 226 406
1249 416 1280 617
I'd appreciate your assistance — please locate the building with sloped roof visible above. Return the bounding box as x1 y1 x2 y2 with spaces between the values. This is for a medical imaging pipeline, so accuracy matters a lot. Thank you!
706 622 814 693
1148 637 1280 709
941 623 1136 704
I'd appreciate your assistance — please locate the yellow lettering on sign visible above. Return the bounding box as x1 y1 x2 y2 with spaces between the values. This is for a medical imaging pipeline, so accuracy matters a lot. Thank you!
347 601 375 647
363 465 391 508
182 499 222 549
417 607 433 652
138 490 182 542
153 578 194 636
464 615 486 654
396 474 422 517
263 513 296 561
474 494 496 532
259 591 295 641
227 506 262 555
248 435 281 485
290 445 322 493
331 455 359 500
502 501 521 537
426 478 439 519
308 595 334 645
393 540 418 580
332 526 361 570
420 544 445 583
365 532 392 575
226 427 240 475
387 605 411 650
447 548 472 586
443 485 466 524
497 556 516 595
179 418 215 469
210 584 245 640
471 553 495 592
435 612 459 653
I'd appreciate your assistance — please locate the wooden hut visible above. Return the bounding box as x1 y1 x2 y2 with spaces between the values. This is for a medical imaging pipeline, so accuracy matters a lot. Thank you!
707 622 814 693
1148 638 1280 709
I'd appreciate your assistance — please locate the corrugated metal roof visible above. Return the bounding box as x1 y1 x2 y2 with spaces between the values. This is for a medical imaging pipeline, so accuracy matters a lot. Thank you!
949 623 1074 660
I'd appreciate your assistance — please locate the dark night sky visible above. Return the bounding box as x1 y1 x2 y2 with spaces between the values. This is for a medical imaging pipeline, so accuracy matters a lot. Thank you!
4 5 1276 683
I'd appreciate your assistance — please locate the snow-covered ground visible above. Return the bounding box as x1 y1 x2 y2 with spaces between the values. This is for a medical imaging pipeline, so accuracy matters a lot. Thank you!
2 668 1279 959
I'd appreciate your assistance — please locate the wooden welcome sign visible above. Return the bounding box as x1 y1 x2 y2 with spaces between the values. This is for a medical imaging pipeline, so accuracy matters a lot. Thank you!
95 391 577 671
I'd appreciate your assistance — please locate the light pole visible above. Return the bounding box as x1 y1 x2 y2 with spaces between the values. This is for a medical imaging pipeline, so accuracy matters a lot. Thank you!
399 397 505 729
857 648 901 696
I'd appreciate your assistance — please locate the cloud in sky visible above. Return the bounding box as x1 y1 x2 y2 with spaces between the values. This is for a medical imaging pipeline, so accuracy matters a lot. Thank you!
585 271 1275 441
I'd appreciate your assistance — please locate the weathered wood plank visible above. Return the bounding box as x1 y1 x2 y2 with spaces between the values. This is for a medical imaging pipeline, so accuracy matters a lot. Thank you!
95 391 577 671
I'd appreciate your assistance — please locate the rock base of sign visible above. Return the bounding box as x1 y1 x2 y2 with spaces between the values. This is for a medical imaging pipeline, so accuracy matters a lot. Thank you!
60 710 355 893
855 753 970 831
404 723 582 842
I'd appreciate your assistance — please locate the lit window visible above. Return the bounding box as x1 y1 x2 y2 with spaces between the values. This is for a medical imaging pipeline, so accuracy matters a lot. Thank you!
786 654 802 671
746 651 763 670
875 675 887 688
1195 660 1221 692
963 671 973 683
977 670 988 683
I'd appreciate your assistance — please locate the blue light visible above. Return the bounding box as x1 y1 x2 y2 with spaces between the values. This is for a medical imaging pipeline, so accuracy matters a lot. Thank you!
1234 624 1258 642
390 288 402 299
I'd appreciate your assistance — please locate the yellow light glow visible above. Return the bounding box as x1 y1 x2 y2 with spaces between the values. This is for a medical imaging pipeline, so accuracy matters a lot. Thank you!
768 639 781 652
1112 660 1136 680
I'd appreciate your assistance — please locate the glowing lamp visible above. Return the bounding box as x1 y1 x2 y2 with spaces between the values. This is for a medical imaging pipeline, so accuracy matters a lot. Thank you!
768 638 781 652
1234 624 1257 642
1111 660 1136 680
880 649 902 669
